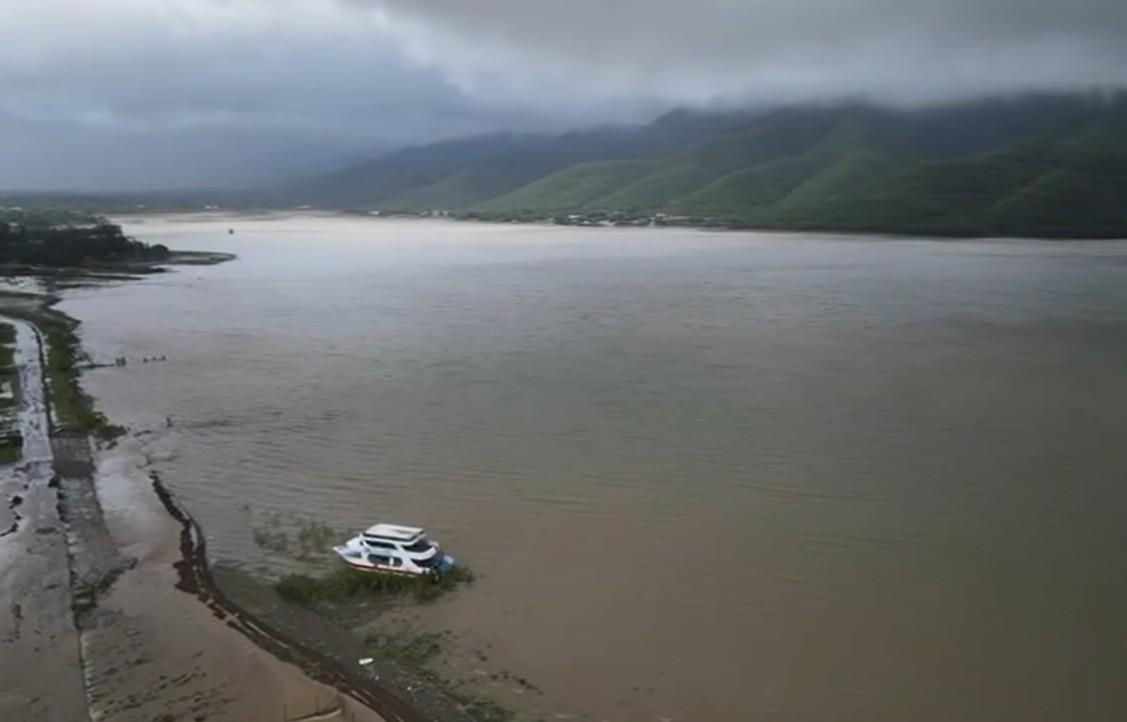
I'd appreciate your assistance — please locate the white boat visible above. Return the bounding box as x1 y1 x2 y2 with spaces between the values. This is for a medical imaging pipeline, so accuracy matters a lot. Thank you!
333 523 455 576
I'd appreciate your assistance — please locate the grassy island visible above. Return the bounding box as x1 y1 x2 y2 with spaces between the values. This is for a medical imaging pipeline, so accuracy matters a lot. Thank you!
0 208 169 268
275 565 475 607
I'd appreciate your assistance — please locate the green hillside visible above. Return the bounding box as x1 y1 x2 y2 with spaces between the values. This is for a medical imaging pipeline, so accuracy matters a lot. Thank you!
599 163 714 211
669 154 820 218
284 111 754 210
765 148 904 223
796 126 1127 237
293 93 1127 238
478 160 664 213
378 168 516 210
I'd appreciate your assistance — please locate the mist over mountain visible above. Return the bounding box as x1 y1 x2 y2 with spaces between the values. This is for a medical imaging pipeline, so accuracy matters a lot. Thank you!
3 1 1126 190
279 93 1127 238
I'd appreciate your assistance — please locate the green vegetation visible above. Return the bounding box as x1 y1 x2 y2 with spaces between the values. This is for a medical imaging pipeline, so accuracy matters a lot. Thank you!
477 159 663 213
294 92 1127 238
0 305 125 448
251 512 342 561
0 335 16 410
275 564 474 607
0 323 16 372
379 168 535 211
0 209 169 267
599 162 714 211
0 443 19 465
461 697 515 722
361 629 525 722
285 110 762 210
36 316 124 440
0 322 20 464
364 630 446 668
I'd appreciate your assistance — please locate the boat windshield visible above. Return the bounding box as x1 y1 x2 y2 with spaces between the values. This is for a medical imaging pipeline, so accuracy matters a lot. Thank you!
403 537 433 553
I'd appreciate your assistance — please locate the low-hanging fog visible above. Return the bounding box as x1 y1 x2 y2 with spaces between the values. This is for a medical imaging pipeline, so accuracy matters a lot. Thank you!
3 0 1124 190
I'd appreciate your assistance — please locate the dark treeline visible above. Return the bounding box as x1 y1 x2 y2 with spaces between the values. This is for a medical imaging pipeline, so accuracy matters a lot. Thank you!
0 209 169 267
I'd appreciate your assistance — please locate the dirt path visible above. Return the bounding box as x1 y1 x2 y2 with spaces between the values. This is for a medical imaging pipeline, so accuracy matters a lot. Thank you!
0 318 88 721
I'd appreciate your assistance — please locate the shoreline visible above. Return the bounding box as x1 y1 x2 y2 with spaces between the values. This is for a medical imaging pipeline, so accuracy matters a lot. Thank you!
149 469 459 722
108 207 1127 242
0 315 88 722
0 289 471 722
0 250 237 280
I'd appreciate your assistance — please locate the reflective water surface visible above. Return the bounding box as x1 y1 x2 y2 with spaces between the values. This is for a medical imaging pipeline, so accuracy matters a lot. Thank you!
62 214 1127 721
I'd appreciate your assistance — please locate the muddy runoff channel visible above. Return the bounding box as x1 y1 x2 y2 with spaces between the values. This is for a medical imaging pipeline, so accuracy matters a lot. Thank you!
0 307 469 722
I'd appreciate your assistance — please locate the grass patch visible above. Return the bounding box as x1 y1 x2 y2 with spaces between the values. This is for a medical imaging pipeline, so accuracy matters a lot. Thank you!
364 630 445 668
0 307 123 441
0 325 15 369
275 564 474 607
0 321 20 463
362 629 520 722
38 316 124 440
0 438 21 465
251 512 342 561
462 697 516 722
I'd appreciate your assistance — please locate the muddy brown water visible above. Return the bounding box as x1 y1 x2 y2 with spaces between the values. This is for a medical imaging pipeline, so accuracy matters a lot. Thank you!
59 213 1127 722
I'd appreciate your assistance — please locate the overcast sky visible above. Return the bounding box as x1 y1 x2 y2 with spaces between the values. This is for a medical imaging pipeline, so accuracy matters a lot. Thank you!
3 0 1125 190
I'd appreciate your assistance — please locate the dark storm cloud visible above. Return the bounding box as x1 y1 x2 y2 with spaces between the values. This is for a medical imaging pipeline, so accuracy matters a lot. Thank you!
360 0 1127 103
3 0 1125 190
0 0 647 189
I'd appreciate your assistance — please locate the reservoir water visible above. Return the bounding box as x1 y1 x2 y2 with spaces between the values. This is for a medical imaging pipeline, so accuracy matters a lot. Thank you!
62 214 1127 721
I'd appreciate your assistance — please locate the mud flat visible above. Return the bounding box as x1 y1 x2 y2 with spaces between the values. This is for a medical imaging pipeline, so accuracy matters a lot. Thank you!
0 296 407 722
71 435 390 722
0 317 87 722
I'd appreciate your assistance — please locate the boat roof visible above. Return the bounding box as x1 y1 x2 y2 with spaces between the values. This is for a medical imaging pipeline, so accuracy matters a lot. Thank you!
363 523 425 541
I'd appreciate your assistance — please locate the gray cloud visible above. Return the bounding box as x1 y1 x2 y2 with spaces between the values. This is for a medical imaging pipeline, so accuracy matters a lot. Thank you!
2 0 1125 190
361 0 1127 104
0 0 647 190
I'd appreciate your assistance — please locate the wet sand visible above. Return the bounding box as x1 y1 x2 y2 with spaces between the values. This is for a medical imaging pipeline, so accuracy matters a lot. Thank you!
0 306 392 722
80 437 388 722
0 319 87 721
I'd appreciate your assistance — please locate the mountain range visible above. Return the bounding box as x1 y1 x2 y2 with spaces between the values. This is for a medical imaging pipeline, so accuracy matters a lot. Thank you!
272 93 1127 238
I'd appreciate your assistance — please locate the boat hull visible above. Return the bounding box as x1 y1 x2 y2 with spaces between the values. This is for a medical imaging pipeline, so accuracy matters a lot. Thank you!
332 544 456 576
338 557 422 576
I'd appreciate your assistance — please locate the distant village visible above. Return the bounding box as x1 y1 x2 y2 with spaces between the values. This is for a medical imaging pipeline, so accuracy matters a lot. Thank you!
359 207 731 229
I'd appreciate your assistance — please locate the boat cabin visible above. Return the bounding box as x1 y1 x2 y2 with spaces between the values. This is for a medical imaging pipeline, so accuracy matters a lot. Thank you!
334 523 452 575
362 524 436 551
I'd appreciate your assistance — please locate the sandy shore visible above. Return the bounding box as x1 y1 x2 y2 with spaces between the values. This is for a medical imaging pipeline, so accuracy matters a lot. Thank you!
78 437 389 722
0 306 391 722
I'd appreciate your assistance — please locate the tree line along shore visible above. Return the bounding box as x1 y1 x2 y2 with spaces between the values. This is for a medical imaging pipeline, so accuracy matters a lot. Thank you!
0 208 171 268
